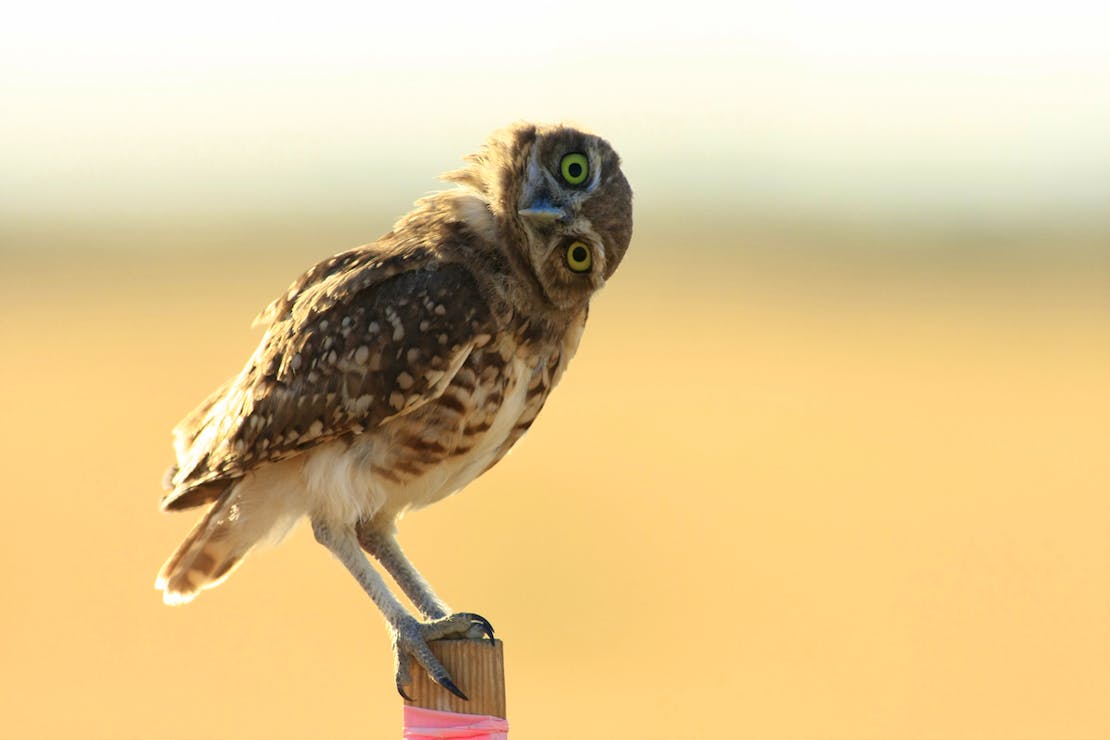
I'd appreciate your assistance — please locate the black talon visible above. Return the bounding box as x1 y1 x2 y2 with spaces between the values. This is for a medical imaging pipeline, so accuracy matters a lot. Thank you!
437 674 469 701
459 612 495 640
393 613 492 701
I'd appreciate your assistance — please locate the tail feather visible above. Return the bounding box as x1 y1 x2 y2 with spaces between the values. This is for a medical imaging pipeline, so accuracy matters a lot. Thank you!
156 462 308 605
156 490 250 605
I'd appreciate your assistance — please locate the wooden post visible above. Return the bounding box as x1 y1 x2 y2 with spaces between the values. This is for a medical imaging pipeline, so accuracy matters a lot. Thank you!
404 638 506 719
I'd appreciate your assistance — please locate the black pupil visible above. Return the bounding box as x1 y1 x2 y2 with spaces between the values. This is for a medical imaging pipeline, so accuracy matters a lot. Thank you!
571 245 588 264
567 162 583 179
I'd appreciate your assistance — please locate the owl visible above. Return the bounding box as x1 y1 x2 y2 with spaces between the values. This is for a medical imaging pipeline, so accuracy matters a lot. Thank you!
156 122 633 699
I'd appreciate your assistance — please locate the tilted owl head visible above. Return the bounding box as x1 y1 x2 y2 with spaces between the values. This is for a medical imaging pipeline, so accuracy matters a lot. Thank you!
445 123 633 309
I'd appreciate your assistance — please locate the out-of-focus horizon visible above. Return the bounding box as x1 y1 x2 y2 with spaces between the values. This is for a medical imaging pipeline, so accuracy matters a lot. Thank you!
3 3 1108 740
3 1 1110 237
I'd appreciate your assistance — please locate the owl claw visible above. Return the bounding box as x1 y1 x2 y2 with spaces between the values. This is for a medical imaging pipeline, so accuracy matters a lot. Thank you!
438 675 469 701
392 612 494 701
452 612 495 641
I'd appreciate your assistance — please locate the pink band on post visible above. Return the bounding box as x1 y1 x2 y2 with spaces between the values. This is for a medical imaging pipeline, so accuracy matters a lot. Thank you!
402 706 509 739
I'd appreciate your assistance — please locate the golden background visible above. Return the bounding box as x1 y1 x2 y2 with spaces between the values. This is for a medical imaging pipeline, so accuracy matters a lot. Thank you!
2 3 1108 738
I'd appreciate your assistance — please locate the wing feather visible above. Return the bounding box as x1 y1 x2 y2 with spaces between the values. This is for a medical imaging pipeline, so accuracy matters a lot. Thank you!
161 247 497 511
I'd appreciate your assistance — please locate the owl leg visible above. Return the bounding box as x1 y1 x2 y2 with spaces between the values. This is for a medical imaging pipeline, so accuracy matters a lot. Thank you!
311 518 492 700
356 524 450 620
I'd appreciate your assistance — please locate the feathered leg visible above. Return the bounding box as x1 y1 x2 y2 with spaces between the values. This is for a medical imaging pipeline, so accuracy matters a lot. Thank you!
311 518 492 700
356 523 449 620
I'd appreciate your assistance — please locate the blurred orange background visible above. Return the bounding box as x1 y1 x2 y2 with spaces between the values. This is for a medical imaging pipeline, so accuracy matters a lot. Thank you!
2 3 1108 738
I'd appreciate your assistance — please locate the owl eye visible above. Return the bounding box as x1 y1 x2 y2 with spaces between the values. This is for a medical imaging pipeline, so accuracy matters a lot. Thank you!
560 152 589 185
565 241 592 273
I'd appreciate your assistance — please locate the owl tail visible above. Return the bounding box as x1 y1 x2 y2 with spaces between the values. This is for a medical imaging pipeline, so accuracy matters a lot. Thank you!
156 487 252 605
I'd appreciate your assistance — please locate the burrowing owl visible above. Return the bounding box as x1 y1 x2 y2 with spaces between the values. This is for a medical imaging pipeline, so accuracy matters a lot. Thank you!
156 123 633 698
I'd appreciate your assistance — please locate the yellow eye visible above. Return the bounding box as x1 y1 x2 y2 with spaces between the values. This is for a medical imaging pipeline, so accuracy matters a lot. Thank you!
560 152 589 185
565 241 592 273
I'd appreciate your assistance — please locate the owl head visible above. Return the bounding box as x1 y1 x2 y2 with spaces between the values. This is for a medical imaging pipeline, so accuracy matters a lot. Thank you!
445 123 633 310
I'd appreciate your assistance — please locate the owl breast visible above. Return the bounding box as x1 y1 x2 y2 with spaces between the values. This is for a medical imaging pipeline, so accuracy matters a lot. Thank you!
367 335 558 520
298 312 582 527
386 352 533 511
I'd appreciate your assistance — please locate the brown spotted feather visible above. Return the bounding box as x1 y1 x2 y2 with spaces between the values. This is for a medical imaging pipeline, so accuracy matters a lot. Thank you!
156 124 634 694
163 239 500 511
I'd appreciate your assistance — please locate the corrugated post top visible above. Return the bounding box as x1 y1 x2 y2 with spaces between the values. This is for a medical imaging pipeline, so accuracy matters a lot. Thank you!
403 638 508 739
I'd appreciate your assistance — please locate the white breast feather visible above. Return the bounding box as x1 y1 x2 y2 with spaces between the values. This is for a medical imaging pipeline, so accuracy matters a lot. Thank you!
300 356 531 527
429 355 531 504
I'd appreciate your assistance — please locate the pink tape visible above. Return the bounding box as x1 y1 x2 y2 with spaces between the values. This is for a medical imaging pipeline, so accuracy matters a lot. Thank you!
402 706 509 739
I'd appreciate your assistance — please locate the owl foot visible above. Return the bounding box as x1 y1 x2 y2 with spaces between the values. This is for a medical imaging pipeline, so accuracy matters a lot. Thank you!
393 612 495 700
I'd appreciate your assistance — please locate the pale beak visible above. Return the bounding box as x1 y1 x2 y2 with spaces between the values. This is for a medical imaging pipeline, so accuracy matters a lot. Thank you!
518 198 567 223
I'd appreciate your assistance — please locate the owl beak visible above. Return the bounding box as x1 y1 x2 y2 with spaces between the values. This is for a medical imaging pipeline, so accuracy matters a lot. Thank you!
518 198 567 223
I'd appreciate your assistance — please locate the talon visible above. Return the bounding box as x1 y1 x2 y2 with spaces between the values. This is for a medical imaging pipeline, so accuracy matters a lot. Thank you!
391 611 494 700
396 681 413 701
437 674 469 701
394 645 413 700
456 612 495 641
475 619 495 641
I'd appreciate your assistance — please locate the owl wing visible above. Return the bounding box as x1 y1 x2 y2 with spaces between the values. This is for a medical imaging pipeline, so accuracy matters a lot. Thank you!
161 247 497 511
